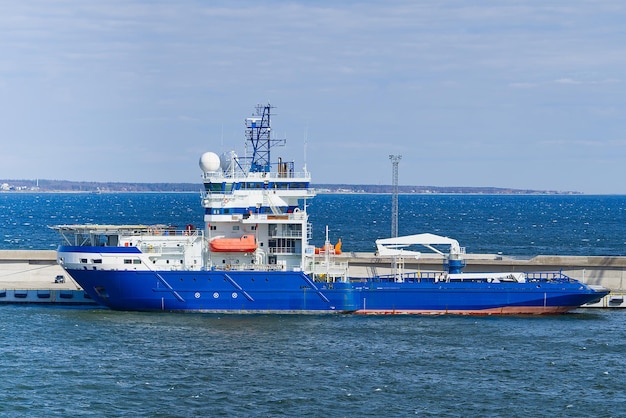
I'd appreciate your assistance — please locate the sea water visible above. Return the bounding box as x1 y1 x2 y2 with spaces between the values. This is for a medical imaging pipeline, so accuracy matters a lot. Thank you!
1 193 626 416
1 307 625 417
2 192 626 255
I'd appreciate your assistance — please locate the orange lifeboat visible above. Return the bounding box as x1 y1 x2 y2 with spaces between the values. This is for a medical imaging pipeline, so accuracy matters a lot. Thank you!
210 235 257 253
314 239 342 255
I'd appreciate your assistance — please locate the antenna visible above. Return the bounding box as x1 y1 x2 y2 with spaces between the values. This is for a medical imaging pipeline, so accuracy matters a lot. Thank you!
245 103 286 173
303 127 308 173
389 154 402 238
220 123 224 148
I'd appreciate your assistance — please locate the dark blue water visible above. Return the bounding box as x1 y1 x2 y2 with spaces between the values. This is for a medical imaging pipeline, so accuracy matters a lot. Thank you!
310 194 626 256
2 193 626 416
2 192 626 256
1 306 624 417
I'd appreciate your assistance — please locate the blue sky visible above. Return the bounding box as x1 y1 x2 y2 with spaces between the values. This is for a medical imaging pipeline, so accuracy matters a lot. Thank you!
1 1 625 193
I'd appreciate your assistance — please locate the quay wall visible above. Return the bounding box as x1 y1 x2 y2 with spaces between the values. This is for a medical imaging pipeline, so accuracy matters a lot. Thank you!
0 250 73 290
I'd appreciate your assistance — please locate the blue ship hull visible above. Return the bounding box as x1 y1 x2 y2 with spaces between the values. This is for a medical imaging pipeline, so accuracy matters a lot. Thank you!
65 268 606 315
354 280 605 314
66 269 359 313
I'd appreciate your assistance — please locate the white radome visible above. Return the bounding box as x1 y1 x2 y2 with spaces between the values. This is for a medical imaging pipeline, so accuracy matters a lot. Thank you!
199 152 221 173
220 150 238 173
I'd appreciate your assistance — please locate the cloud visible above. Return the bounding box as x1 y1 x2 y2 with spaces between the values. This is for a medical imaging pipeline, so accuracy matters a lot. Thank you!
1 1 626 192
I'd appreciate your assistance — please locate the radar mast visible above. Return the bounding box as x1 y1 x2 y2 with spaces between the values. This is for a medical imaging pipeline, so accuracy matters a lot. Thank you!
245 103 286 173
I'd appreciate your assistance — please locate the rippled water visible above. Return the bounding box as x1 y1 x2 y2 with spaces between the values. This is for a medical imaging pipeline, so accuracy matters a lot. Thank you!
2 192 626 256
310 194 626 256
1 306 624 417
2 193 626 416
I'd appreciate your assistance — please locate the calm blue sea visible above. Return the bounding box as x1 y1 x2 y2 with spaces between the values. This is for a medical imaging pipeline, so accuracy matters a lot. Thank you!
2 193 626 417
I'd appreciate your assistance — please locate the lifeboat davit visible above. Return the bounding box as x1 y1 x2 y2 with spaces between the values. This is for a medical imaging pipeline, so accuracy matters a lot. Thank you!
210 235 257 253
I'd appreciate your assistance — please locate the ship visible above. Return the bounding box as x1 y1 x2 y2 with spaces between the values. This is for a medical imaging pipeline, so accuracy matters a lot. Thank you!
51 103 609 314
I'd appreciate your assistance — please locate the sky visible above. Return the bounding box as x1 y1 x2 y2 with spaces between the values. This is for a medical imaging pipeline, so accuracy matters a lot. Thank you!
1 1 625 194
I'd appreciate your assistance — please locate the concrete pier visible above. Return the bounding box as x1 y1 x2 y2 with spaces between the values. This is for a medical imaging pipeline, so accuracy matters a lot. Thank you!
0 250 95 304
1 250 623 307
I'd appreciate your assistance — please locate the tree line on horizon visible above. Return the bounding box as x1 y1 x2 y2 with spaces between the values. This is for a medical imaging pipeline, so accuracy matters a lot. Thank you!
0 179 575 194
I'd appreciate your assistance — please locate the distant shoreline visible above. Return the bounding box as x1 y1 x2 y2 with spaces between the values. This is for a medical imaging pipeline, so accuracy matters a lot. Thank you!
1 179 580 195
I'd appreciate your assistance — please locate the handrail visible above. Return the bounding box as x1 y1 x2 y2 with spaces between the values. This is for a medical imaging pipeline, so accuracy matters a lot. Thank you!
202 171 311 181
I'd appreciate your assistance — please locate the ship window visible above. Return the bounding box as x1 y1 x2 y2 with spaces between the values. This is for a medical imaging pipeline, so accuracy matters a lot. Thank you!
206 183 222 192
210 225 217 231
92 259 102 264
80 258 87 263
233 226 240 230
133 259 141 264
124 259 132 264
